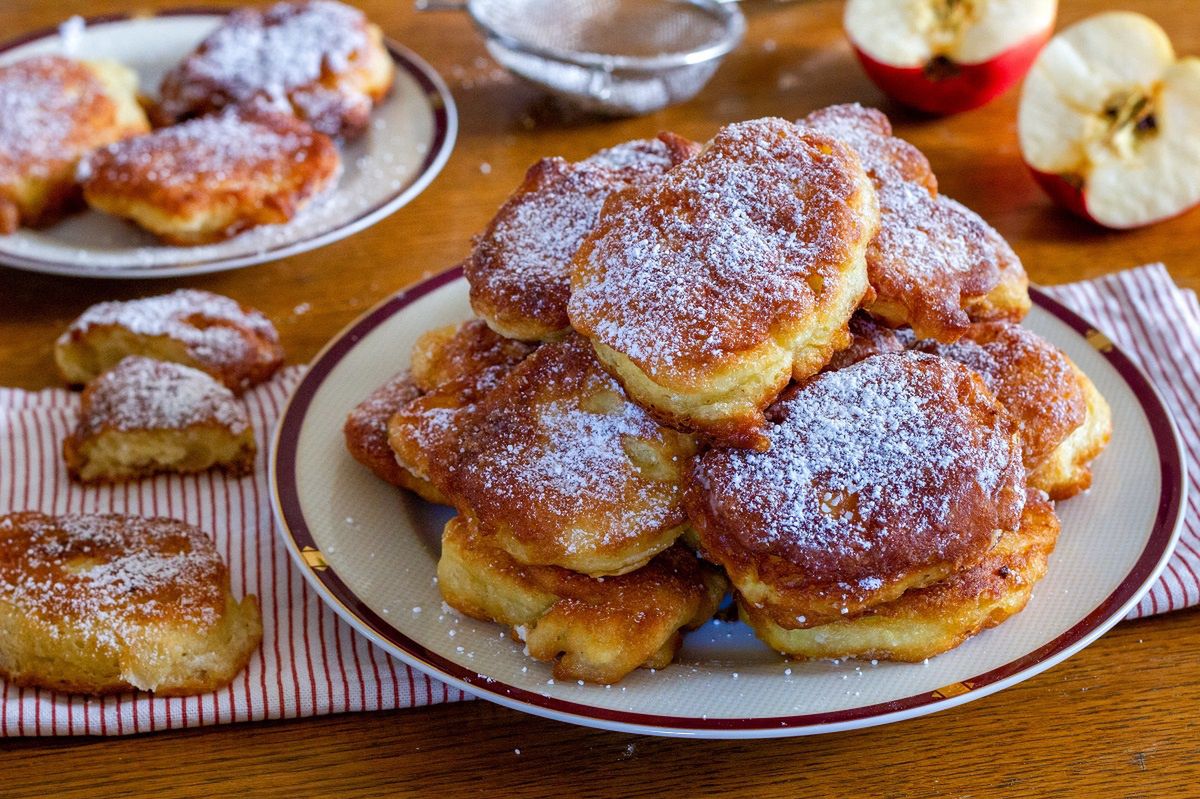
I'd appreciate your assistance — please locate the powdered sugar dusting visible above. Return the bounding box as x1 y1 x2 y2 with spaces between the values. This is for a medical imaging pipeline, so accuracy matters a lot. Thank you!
77 356 248 435
694 352 1024 591
445 337 689 554
0 56 110 180
802 103 1016 338
569 118 870 378
914 323 1086 465
0 512 226 652
60 289 279 369
466 137 689 333
159 0 369 120
82 110 328 190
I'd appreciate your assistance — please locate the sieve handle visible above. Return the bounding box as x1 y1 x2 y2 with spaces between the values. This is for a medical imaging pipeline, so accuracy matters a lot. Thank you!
414 0 467 9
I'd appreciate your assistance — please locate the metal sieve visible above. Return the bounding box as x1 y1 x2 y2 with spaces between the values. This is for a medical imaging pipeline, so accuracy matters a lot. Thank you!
419 0 746 116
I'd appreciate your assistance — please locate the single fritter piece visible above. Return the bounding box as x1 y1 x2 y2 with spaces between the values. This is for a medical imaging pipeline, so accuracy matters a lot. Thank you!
350 319 533 501
81 107 340 245
0 511 262 695
688 351 1026 628
912 321 1111 498
428 335 698 577
802 104 1030 341
740 490 1060 662
55 289 285 393
0 55 148 233
464 134 699 341
569 118 879 448
438 515 727 684
64 356 256 483
157 0 394 138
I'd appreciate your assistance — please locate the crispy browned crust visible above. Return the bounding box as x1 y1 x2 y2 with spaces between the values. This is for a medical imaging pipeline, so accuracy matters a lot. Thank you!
569 118 877 448
63 357 256 483
1028 363 1112 500
465 134 699 341
157 2 394 139
380 320 536 503
0 512 262 695
802 104 1030 342
432 335 698 577
0 56 148 233
55 289 285 394
437 514 727 684
81 107 340 244
688 352 1026 628
344 370 425 487
823 311 909 372
913 321 1087 468
741 490 1060 662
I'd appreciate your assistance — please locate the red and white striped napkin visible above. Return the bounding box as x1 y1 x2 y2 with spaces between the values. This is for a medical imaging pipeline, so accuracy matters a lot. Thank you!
0 263 1196 736
1041 264 1200 617
0 366 468 737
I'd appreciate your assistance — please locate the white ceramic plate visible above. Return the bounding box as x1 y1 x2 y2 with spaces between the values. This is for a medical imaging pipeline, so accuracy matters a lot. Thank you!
0 11 456 278
270 270 1185 738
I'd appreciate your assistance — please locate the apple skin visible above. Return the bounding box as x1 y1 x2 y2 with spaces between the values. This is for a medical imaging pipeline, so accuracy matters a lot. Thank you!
1029 166 1200 229
853 27 1052 115
1027 167 1095 224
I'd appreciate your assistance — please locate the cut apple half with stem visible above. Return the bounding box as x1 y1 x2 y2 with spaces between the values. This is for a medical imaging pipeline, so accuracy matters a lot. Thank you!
845 0 1057 115
1018 12 1200 229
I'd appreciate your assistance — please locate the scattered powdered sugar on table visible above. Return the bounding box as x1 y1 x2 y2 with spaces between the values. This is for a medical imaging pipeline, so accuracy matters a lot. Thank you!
78 357 249 435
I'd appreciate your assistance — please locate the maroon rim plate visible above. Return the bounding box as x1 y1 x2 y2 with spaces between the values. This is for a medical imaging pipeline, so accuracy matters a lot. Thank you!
0 10 456 278
270 269 1185 738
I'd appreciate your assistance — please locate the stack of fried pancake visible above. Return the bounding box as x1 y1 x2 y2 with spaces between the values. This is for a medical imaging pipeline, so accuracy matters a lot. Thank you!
345 105 1112 683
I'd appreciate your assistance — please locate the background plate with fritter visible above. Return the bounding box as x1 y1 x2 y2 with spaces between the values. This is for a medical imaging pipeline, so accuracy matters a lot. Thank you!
0 11 456 278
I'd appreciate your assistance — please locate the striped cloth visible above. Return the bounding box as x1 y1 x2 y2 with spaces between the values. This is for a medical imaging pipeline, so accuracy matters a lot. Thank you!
0 366 468 737
0 263 1195 736
1041 264 1200 617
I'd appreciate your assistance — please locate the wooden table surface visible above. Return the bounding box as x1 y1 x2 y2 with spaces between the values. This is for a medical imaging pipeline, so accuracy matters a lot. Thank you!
2 0 1199 796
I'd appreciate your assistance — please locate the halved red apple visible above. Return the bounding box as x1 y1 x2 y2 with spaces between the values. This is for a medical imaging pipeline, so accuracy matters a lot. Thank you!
845 0 1057 115
1018 12 1200 229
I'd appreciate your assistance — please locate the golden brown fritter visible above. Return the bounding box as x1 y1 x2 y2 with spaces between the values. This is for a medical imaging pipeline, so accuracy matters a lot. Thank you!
438 514 727 684
429 335 698 577
464 134 699 341
379 320 536 502
63 357 256 483
741 490 1060 662
55 289 285 393
0 55 148 233
0 511 261 695
802 104 1030 341
569 117 878 448
688 351 1025 628
157 0 394 139
81 107 340 244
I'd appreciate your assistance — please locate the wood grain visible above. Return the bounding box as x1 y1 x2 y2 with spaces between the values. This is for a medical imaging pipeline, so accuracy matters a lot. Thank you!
1 1 1199 796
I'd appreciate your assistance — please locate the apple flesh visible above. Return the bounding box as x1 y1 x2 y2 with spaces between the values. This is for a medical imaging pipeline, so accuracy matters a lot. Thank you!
1018 12 1200 229
845 0 1057 115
